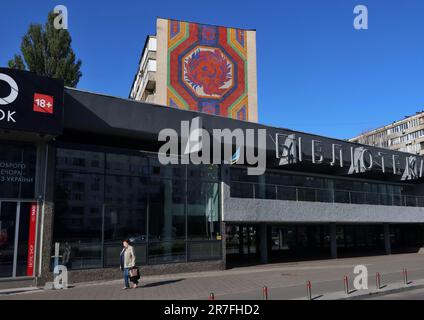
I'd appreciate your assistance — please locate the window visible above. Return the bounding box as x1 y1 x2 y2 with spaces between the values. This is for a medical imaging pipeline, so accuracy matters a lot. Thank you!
0 143 36 199
187 182 220 240
56 149 105 174
148 178 186 241
229 168 420 207
54 146 222 270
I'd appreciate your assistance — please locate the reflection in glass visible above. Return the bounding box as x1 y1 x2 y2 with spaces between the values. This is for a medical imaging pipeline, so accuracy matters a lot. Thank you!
0 144 36 199
0 202 17 278
187 182 220 240
149 178 186 241
148 241 186 264
53 147 222 270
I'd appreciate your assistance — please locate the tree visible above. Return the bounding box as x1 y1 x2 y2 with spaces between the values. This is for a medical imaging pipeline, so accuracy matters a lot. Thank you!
8 12 82 87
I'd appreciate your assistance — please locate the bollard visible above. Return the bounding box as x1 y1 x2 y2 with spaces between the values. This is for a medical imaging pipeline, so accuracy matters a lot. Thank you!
376 272 381 290
343 276 349 295
306 281 312 301
209 292 215 300
403 269 409 286
262 286 268 300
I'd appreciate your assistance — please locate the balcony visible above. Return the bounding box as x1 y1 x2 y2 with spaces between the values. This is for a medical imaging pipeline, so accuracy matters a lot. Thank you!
134 59 156 101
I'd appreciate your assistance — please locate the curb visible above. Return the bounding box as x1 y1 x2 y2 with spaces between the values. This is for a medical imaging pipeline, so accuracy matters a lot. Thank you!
0 287 41 296
338 283 424 300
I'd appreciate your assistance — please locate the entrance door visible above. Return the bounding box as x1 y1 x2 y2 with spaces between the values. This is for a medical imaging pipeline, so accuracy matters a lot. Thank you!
225 224 259 267
0 201 38 279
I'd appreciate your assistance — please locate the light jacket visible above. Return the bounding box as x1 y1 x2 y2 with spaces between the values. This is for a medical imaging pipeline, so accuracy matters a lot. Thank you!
121 245 136 268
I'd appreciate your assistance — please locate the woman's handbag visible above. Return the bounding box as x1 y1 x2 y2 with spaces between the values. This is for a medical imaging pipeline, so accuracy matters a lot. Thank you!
129 266 140 281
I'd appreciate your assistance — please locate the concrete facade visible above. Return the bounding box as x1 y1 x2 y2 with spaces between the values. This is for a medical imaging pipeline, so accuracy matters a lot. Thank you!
223 197 424 224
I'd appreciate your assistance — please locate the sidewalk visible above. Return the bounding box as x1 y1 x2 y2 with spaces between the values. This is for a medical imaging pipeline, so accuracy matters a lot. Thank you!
1 253 424 300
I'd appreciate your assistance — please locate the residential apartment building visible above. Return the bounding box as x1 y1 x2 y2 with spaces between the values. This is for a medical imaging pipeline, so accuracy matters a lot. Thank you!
129 18 258 122
129 36 157 103
350 111 424 155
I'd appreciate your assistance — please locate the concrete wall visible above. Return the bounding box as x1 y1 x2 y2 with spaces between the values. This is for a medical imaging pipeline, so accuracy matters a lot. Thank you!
155 18 168 106
223 197 424 224
246 30 258 123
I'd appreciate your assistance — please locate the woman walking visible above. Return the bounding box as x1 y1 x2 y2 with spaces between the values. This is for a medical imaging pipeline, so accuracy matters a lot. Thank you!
120 239 138 289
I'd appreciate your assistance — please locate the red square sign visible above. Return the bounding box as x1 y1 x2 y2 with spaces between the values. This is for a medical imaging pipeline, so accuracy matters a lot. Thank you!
33 93 54 114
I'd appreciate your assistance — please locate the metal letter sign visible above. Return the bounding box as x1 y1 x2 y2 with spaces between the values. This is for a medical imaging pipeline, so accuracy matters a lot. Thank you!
276 134 297 165
274 131 424 181
402 156 419 181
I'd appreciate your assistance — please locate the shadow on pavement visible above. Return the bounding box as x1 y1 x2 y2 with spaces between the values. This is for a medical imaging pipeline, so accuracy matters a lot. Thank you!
141 279 184 288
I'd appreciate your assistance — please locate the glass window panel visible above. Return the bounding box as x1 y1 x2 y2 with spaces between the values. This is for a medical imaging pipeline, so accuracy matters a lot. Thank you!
149 157 185 179
104 206 147 244
230 181 253 198
53 171 104 270
56 149 104 174
393 195 403 206
148 241 186 264
334 190 350 203
0 144 36 198
417 197 424 207
187 182 220 240
103 243 147 267
230 168 247 181
380 194 392 206
148 178 186 241
105 176 148 206
297 188 316 202
316 189 332 203
106 153 149 176
351 191 366 204
405 196 417 207
277 186 297 201
0 202 17 278
254 184 276 199
188 241 221 261
55 172 104 203
188 164 219 181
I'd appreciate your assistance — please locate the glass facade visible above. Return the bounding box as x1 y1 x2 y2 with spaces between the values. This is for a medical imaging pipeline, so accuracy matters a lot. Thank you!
225 225 258 266
0 143 36 199
336 225 385 257
230 167 423 207
269 225 332 261
53 146 221 270
0 142 38 279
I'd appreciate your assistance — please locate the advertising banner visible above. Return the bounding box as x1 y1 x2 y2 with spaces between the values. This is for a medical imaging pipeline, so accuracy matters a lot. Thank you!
26 203 38 276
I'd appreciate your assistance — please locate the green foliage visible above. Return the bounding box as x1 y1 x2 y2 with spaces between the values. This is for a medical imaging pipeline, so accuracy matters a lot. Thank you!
8 12 82 87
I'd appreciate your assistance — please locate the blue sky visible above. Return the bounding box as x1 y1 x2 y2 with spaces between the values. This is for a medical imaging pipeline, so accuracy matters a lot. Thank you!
1 0 424 139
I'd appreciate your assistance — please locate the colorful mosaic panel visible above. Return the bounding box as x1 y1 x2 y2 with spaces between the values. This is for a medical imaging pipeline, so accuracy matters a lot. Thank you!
167 20 249 120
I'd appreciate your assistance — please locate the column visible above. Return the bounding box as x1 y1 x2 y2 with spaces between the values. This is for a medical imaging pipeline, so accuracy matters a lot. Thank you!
384 224 392 255
259 223 268 264
330 223 338 259
258 174 266 199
